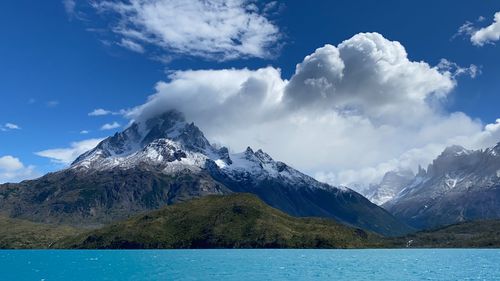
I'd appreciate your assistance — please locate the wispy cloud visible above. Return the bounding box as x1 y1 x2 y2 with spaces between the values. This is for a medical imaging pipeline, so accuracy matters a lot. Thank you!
4 123 20 130
88 108 124 116
437 59 481 79
1 123 21 131
36 138 104 165
80 130 90 134
100 121 120 130
88 108 112 116
46 100 60 107
63 0 76 16
91 0 281 61
118 38 145 53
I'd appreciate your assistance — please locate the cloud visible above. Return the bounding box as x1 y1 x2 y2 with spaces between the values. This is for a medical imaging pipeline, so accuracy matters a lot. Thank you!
1 123 21 131
88 108 112 116
125 32 499 191
0 155 40 184
88 108 125 116
46 100 60 107
100 121 121 130
471 11 500 46
80 130 90 134
118 38 145 53
36 138 104 165
437 59 480 79
63 0 76 16
0 156 24 171
4 123 20 130
91 0 281 60
456 11 500 46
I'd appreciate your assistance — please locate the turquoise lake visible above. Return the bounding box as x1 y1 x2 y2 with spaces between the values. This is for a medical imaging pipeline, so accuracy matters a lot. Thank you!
1 249 499 280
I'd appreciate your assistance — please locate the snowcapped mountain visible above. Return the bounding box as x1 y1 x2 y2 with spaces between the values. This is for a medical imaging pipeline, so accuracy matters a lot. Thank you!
384 143 500 230
72 111 227 173
0 110 411 236
363 169 415 205
71 110 330 191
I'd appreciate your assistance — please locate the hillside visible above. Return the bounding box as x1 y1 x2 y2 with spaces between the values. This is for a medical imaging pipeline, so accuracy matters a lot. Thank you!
0 216 80 249
389 220 500 248
55 193 385 249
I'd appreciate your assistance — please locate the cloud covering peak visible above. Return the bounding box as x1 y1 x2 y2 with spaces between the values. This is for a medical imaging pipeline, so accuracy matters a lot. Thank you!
123 32 499 189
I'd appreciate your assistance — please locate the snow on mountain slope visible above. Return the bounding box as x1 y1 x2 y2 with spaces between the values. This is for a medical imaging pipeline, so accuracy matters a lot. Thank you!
72 111 226 172
71 110 336 191
363 169 414 205
384 143 500 230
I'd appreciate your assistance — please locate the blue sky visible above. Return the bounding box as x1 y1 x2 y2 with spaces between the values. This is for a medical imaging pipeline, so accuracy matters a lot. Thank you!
0 0 499 185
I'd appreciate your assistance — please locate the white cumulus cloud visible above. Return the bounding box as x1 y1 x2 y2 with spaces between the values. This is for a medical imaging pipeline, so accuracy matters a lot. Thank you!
471 11 500 46
100 121 121 130
457 11 500 46
92 0 281 60
125 32 499 191
36 138 104 165
0 155 39 184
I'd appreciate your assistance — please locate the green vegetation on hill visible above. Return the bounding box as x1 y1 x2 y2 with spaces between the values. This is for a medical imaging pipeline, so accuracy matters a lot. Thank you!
54 193 384 249
387 220 500 248
0 216 80 249
3 193 500 249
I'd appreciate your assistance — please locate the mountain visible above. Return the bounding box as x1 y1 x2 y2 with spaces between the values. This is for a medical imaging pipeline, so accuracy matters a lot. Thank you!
54 193 385 249
362 169 415 205
0 110 411 236
384 144 500 229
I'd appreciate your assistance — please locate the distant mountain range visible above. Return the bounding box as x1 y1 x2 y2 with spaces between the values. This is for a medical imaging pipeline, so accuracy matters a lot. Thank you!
0 110 411 236
378 144 500 229
363 169 415 205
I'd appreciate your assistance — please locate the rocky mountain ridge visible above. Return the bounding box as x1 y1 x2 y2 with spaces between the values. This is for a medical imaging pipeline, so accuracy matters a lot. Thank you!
384 143 500 229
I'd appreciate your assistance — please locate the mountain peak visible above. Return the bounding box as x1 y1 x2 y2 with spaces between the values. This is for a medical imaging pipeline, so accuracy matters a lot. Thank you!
71 110 213 169
440 145 471 157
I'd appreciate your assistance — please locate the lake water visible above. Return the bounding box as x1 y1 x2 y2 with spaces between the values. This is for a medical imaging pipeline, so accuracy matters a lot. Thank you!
1 249 499 280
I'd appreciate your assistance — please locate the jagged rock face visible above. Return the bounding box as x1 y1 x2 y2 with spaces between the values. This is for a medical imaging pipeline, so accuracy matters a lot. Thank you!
363 169 415 205
384 144 500 230
0 110 411 236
